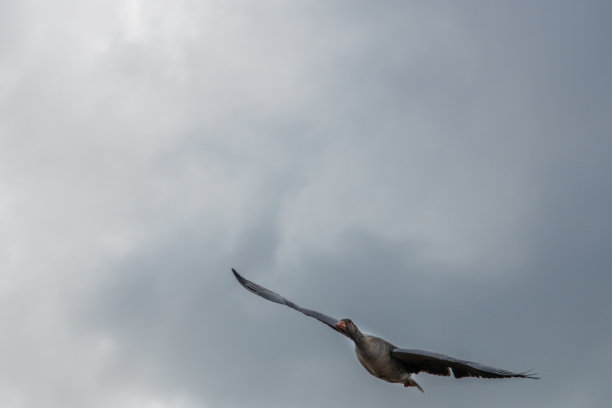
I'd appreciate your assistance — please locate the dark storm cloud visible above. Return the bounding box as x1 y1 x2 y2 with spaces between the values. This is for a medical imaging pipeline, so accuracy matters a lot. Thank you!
1 1 611 407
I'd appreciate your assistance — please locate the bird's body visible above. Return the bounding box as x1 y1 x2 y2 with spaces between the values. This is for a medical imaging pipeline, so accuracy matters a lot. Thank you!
355 334 396 383
336 319 425 391
232 268 537 392
355 335 399 382
355 335 420 387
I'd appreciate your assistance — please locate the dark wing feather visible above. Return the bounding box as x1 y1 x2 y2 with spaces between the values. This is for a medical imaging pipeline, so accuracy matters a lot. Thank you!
232 268 341 330
392 349 539 379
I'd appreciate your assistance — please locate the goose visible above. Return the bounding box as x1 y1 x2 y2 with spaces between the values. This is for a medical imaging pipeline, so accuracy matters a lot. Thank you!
232 268 537 392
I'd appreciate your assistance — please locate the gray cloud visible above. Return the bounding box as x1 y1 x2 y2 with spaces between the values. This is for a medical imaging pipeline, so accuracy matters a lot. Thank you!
1 1 611 407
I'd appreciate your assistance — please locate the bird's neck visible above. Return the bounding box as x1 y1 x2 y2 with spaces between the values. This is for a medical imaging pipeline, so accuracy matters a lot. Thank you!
349 328 365 346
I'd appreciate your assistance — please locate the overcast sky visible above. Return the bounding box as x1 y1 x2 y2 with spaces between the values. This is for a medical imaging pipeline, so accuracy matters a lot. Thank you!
1 1 611 407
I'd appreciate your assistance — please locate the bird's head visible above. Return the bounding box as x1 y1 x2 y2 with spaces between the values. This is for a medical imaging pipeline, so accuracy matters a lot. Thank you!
334 318 360 337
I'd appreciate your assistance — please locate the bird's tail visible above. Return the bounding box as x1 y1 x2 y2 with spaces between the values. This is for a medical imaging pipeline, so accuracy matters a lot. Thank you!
404 378 424 393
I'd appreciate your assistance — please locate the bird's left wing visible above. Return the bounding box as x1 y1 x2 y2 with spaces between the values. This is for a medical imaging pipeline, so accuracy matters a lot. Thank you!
392 348 539 379
232 268 341 331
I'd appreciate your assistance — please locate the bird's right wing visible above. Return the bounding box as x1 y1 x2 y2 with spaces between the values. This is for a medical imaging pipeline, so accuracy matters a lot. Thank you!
232 268 341 331
392 348 539 379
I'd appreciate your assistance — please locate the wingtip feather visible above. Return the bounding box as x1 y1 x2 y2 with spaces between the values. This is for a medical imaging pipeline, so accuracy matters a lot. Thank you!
520 369 540 379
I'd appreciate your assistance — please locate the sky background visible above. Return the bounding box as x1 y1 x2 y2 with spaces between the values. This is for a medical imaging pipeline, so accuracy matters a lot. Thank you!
1 1 611 407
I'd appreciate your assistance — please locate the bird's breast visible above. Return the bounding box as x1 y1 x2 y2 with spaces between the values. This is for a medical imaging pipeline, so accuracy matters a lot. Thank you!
355 337 404 383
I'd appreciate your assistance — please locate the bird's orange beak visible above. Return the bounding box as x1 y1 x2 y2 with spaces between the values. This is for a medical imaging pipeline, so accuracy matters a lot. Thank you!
334 321 346 331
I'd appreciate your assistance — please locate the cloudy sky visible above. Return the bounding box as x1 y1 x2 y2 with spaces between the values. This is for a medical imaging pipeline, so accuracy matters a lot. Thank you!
1 1 611 407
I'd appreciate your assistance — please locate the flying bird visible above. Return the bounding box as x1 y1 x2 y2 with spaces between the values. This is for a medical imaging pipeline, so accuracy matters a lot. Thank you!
232 268 538 392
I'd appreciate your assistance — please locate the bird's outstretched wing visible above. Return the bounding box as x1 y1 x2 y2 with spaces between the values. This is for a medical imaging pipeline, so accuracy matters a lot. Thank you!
392 349 539 379
232 268 341 331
